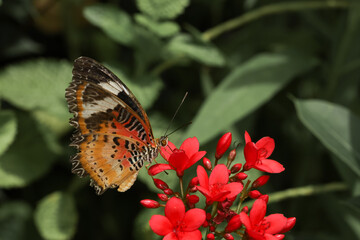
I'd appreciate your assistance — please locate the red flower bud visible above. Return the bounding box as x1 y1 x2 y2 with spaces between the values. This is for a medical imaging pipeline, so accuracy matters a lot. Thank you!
248 190 261 199
252 175 270 188
230 163 242 173
202 220 209 227
216 132 232 159
163 188 174 195
203 157 212 170
242 206 249 213
157 193 168 202
140 199 160 208
206 213 212 220
209 225 215 232
243 163 252 171
274 234 285 240
259 194 269 203
153 179 168 190
235 172 248 181
189 186 197 193
225 214 242 232
189 177 199 187
280 217 296 233
187 194 199 204
228 149 236 162
207 233 215 240
224 233 234 240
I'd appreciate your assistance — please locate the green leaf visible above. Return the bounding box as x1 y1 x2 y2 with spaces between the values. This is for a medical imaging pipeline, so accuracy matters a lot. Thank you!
185 51 318 144
135 14 180 38
0 112 56 188
136 0 190 20
0 201 32 240
134 208 162 240
0 110 17 157
294 99 360 177
0 58 71 123
166 34 225 66
34 192 78 240
84 4 136 46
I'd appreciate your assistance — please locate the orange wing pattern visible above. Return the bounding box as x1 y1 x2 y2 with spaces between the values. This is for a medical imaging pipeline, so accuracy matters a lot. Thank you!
65 57 159 194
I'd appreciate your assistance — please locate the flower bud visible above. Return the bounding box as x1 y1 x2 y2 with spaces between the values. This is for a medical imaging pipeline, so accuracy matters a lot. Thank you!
242 206 249 213
140 199 160 208
235 172 248 181
202 220 209 227
252 175 270 188
225 214 242 232
189 186 197 193
203 157 212 170
230 163 242 173
163 188 174 195
274 234 285 240
157 193 168 202
215 132 232 159
224 233 234 240
206 233 215 240
248 190 261 199
187 194 199 204
153 179 168 190
209 225 215 232
206 213 212 220
227 149 237 162
280 217 296 233
189 177 199 187
259 194 269 203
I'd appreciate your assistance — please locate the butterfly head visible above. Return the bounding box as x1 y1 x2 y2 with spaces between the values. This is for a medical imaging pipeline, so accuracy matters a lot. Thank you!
157 136 168 148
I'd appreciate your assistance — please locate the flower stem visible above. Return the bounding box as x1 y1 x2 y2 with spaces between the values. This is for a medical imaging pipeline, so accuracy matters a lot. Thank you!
211 202 218 217
179 176 185 198
244 182 348 208
202 0 350 41
236 180 251 213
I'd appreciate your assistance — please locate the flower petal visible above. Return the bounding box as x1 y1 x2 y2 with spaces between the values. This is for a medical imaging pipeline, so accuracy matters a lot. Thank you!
250 198 267 224
180 137 199 159
247 229 266 240
244 142 258 166
178 230 202 240
240 212 252 229
264 233 278 240
182 208 206 231
244 131 252 144
196 186 212 199
264 214 287 234
149 215 173 236
168 150 189 173
148 164 173 176
165 197 185 226
186 151 206 169
256 137 274 158
196 165 209 190
164 232 178 240
209 164 229 186
255 159 284 173
161 141 177 161
223 182 243 199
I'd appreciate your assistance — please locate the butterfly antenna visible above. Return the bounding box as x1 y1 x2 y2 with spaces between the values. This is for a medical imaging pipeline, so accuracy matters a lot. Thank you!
165 121 192 137
164 92 188 137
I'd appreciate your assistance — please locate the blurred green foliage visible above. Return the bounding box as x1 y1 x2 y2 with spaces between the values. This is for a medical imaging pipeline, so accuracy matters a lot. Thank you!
0 0 359 239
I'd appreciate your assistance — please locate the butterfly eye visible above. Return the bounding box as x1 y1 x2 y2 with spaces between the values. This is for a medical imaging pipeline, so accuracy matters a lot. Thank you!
160 137 168 147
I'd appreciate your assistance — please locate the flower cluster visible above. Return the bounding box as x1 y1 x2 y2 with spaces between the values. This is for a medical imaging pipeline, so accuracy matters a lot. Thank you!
140 132 295 240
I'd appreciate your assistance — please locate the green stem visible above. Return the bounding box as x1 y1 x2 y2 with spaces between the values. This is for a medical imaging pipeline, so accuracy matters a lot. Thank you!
151 55 186 76
202 0 350 41
236 180 251 213
179 176 185 198
211 202 218 217
244 182 348 208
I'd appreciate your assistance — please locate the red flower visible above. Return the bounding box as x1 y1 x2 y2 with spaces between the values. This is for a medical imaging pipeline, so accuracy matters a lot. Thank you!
243 131 284 173
196 164 243 203
149 197 206 240
148 137 206 177
240 198 295 240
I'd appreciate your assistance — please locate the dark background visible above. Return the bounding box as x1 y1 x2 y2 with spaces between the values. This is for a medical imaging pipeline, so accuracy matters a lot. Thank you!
0 0 359 239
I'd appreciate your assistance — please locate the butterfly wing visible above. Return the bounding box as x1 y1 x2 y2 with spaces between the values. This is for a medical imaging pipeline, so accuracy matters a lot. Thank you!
66 57 158 194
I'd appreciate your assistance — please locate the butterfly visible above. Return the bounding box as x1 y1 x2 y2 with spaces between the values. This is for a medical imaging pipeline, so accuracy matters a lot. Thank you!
65 57 168 195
